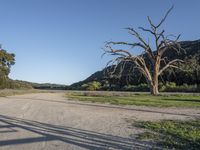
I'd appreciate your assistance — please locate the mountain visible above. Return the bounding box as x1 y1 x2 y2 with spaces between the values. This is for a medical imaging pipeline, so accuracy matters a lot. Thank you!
69 39 200 90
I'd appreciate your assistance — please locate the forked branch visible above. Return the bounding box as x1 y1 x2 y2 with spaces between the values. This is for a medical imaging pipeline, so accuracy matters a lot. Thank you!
159 59 184 75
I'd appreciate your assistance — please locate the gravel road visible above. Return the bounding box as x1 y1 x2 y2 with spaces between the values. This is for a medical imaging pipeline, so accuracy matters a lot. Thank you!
0 92 199 150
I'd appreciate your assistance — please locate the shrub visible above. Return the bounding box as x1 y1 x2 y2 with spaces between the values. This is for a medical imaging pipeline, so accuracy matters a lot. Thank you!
122 84 149 92
166 82 176 88
160 82 200 92
81 81 102 91
122 85 136 91
81 84 89 90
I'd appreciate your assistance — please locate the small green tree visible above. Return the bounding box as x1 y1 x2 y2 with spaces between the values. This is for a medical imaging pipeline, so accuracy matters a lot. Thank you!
0 47 15 77
81 81 101 91
0 46 15 89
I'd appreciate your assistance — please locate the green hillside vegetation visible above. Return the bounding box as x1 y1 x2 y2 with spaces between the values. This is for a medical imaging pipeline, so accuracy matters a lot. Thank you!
28 82 67 90
69 40 200 92
11 80 67 90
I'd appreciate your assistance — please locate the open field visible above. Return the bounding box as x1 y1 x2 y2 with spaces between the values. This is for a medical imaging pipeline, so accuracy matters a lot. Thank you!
0 91 199 149
66 91 200 108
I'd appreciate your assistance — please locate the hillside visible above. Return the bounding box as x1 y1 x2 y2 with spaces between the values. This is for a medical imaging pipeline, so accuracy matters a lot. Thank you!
0 77 68 90
14 80 67 90
70 39 200 90
30 82 67 90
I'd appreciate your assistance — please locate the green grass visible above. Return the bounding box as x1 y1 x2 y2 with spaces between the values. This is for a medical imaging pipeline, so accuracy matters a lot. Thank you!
65 91 200 107
0 89 47 97
134 119 200 150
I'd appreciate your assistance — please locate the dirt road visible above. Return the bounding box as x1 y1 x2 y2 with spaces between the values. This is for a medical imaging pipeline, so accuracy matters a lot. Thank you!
0 92 199 150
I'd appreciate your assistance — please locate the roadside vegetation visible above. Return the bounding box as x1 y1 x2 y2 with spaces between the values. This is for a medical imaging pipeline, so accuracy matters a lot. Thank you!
0 89 49 97
66 91 200 107
134 119 200 150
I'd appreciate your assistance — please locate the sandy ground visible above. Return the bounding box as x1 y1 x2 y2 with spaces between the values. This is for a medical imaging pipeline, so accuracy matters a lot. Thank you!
0 92 199 150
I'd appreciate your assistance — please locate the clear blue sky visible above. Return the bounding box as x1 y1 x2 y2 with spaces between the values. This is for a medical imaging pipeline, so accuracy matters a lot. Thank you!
0 0 199 85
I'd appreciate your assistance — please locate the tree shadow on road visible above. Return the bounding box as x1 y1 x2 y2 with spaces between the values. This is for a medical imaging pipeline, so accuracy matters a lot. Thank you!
0 115 154 150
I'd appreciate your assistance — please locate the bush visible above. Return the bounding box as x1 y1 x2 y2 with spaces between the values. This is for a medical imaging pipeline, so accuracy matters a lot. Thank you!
122 85 135 91
159 82 176 92
123 82 200 93
166 82 176 88
81 84 89 90
81 81 102 91
122 84 149 92
160 82 200 92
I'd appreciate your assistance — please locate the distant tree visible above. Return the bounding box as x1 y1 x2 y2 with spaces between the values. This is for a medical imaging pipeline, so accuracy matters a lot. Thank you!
104 6 184 95
0 46 15 89
82 81 101 91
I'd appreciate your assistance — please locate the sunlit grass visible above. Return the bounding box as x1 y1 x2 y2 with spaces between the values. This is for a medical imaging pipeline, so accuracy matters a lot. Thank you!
134 119 200 149
65 91 200 107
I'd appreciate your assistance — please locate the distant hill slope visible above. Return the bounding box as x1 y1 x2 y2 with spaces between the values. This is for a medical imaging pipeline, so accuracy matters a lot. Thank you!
15 80 67 90
70 39 200 89
70 70 104 89
0 79 68 90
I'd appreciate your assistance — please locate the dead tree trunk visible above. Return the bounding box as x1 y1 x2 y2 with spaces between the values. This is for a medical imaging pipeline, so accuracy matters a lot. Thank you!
151 56 160 95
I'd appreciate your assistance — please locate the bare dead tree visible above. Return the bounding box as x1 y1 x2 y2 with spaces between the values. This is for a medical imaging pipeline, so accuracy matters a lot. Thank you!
104 6 184 95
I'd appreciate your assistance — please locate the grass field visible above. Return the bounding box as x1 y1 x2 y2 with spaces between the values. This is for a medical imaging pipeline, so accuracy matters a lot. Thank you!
66 91 200 107
134 119 200 149
0 89 48 97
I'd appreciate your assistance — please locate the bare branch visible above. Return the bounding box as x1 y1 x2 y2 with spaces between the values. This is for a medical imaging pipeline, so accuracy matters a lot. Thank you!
157 30 165 40
107 41 146 49
138 27 154 35
156 5 174 28
147 16 156 29
125 28 156 63
105 43 132 57
125 27 149 47
159 59 184 75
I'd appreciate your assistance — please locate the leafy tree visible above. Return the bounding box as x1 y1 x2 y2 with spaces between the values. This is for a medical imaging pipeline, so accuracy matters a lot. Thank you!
0 46 15 89
104 6 184 95
81 81 101 91
0 47 15 77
